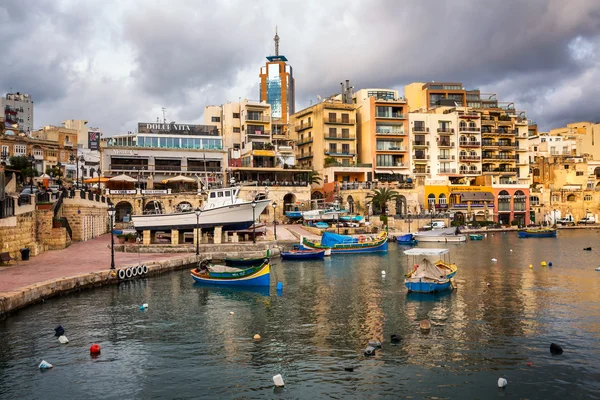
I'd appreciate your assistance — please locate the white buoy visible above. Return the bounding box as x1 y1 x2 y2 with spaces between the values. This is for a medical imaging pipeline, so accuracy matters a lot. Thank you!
491 258 497 262
273 374 285 387
230 311 234 315
39 360 53 369
498 377 508 388
484 234 488 237
142 303 148 309
510 249 513 252
381 270 386 276
58 335 69 344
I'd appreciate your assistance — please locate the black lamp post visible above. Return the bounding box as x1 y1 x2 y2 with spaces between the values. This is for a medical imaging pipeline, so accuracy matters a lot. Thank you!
97 168 101 192
407 212 412 233
70 154 77 184
586 208 590 225
108 205 116 269
251 200 257 244
89 167 95 190
272 202 277 240
195 207 201 256
385 209 389 232
27 153 35 193
553 209 557 227
430 207 435 227
79 156 85 188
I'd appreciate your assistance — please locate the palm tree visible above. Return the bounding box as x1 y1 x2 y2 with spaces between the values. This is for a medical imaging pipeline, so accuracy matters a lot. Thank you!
365 187 399 215
307 171 322 185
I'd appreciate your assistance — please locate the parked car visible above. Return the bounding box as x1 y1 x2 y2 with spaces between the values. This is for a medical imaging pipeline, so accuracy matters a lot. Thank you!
557 216 575 226
423 221 447 230
48 185 61 194
19 187 39 201
578 216 596 224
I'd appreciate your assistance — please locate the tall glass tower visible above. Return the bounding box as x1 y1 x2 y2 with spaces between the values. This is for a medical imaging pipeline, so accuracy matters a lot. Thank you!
260 27 295 133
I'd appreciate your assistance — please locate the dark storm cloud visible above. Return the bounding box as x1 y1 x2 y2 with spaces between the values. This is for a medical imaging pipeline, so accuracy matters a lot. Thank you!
2 0 600 132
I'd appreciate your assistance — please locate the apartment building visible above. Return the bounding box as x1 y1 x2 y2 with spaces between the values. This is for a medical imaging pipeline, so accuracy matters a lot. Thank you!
353 89 410 182
291 97 371 184
548 121 600 160
2 92 34 133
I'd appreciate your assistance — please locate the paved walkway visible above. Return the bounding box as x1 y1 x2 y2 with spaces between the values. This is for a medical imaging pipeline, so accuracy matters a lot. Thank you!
0 234 190 293
285 224 320 240
264 224 298 241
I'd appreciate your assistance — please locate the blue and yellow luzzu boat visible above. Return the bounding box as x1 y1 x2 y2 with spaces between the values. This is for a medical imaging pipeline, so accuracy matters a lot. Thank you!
517 228 557 238
302 231 388 254
403 248 458 293
190 259 270 286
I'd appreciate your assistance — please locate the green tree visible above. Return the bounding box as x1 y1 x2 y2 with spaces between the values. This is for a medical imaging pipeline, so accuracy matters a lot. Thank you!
45 166 63 177
8 155 38 182
365 187 399 215
307 171 322 185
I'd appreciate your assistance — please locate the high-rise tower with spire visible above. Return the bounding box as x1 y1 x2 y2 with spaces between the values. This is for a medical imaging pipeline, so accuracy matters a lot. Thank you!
259 27 295 135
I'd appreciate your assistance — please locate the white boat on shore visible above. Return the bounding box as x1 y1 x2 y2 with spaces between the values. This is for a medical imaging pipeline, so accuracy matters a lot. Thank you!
132 187 270 232
413 227 467 243
302 208 345 222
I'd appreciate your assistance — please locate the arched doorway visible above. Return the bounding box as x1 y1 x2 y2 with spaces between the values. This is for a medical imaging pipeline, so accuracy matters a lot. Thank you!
115 201 133 223
176 201 193 212
454 211 465 223
395 195 407 216
283 193 296 212
427 193 436 211
595 167 600 178
513 190 526 226
311 190 324 210
346 195 355 214
144 200 163 215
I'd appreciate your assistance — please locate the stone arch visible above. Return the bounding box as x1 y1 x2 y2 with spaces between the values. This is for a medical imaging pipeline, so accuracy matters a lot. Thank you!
311 190 323 200
115 201 133 223
283 193 296 212
176 201 193 212
460 150 467 157
460 164 468 173
459 121 467 129
144 200 163 214
567 194 576 202
459 135 467 144
346 195 355 214
595 166 600 177
454 211 465 223
395 195 407 216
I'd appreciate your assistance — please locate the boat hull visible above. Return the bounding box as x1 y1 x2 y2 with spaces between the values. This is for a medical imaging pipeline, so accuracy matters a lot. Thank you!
469 234 483 240
405 279 452 293
132 199 270 231
302 239 388 254
280 250 325 260
414 234 466 242
518 230 557 238
190 263 270 287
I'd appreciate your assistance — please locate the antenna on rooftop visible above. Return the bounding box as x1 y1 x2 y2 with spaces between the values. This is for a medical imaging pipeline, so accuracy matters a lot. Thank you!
274 26 280 56
161 107 167 123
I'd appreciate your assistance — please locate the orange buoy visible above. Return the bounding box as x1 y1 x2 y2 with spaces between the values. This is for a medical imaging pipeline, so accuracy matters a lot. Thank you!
90 344 101 354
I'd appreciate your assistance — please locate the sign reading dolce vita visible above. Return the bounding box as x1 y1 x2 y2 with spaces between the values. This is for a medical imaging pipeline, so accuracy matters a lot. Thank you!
138 123 219 136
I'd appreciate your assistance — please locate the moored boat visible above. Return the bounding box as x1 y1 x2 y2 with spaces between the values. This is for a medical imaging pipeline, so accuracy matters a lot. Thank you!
396 233 418 245
414 227 466 243
280 249 325 260
403 248 457 293
339 215 364 222
302 231 388 254
190 259 270 286
224 250 271 267
469 234 484 240
517 228 557 238
315 222 329 229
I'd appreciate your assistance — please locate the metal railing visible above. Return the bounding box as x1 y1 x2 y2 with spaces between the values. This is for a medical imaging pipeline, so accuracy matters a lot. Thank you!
458 127 481 132
295 122 313 132
437 128 455 133
459 141 481 146
324 135 356 140
0 196 15 219
412 127 429 132
325 117 355 124
438 141 454 147
376 113 404 119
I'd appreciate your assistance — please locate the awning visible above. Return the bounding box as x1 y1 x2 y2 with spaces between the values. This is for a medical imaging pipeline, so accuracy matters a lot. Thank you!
252 150 276 157
450 191 494 201
374 169 393 174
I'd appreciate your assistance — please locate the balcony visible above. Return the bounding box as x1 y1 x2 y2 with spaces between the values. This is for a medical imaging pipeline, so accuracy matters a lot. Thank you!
414 170 430 176
276 145 294 153
325 117 355 125
483 167 518 174
438 168 457 174
459 141 481 147
412 126 429 133
324 161 372 168
296 138 313 146
297 153 314 160
458 126 481 133
64 141 74 148
462 169 481 175
412 140 429 147
482 141 498 148
247 130 271 136
324 150 356 157
376 112 405 119
246 115 270 123
459 155 481 161
458 112 480 118
294 122 313 132
376 128 406 136
324 134 356 141
377 146 406 152
413 154 429 161
438 141 454 148
437 155 455 160
497 119 512 126
437 128 455 134
498 142 516 148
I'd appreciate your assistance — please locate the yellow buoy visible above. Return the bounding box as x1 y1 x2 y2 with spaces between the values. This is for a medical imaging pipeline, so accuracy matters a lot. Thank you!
529 264 533 269
541 261 547 267
253 334 261 340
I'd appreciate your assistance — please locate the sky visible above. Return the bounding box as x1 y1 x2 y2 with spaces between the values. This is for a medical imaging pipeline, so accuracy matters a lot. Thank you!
1 0 599 134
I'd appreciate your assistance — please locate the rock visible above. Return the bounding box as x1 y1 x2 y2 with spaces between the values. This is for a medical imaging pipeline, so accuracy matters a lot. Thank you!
550 343 563 355
54 325 65 337
344 367 354 372
364 346 376 356
390 334 402 343
498 377 507 388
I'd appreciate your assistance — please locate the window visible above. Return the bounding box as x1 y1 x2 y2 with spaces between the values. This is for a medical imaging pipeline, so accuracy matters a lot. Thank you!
342 144 350 154
14 144 26 155
341 113 349 123
211 116 221 122
530 196 540 206
329 143 337 153
328 113 336 122
439 194 447 205
1 145 8 156
342 128 350 138
567 194 576 202
233 113 240 118
329 127 337 137
584 194 592 201
576 171 584 176
233 127 240 133
428 194 436 208
541 138 546 142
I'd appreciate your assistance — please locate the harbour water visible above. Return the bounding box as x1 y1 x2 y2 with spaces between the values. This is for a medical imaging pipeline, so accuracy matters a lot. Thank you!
1 229 600 399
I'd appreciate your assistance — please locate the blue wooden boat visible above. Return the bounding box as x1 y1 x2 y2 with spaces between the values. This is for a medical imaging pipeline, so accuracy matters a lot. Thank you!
280 249 325 260
517 228 557 238
302 231 388 254
224 250 271 267
403 248 457 293
339 215 364 222
285 211 303 219
315 222 329 229
396 233 417 245
469 234 484 240
190 259 270 286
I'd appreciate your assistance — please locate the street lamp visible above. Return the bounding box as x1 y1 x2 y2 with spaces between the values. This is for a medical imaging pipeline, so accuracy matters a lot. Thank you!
27 153 35 194
79 156 85 188
430 207 435 227
108 205 116 270
385 208 389 232
553 209 557 227
586 208 590 225
195 207 202 256
272 202 277 240
407 212 412 233
70 154 77 185
251 200 257 244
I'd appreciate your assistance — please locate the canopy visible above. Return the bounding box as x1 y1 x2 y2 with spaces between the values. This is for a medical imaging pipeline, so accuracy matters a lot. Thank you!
161 175 196 184
411 259 448 280
109 174 137 182
84 177 110 183
321 231 358 247
451 191 494 201
404 248 449 256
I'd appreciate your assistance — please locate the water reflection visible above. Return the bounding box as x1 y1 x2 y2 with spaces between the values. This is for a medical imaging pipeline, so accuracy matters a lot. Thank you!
1 230 600 399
